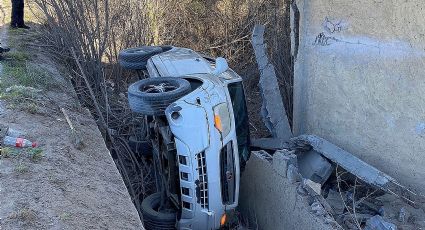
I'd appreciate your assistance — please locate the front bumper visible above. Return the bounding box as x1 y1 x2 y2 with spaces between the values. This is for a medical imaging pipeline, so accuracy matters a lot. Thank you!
165 95 239 229
174 139 231 230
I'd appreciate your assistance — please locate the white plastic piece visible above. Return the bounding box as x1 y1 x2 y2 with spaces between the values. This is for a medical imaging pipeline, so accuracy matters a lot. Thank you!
212 57 229 75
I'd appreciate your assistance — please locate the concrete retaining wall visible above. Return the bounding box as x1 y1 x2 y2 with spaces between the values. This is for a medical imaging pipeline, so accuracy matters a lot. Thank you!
292 0 425 195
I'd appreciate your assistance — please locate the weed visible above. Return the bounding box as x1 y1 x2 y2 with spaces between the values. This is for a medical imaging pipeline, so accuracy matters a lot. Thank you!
28 148 43 161
0 147 19 158
26 102 39 114
2 62 53 89
15 162 29 173
0 85 42 113
2 85 41 97
4 51 30 62
59 212 72 221
0 24 59 115
9 208 37 222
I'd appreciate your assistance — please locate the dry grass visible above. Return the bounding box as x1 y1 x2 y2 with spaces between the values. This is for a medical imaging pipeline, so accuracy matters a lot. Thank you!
9 208 37 221
14 162 29 173
0 146 19 158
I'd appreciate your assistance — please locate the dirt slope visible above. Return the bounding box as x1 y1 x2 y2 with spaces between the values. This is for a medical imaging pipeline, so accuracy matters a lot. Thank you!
0 25 143 229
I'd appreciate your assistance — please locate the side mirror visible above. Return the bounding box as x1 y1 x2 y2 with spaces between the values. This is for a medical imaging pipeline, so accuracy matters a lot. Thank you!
212 57 229 75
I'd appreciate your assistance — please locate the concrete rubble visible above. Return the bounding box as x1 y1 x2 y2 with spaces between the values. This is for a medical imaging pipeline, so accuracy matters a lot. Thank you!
364 215 396 230
240 145 425 230
291 135 419 205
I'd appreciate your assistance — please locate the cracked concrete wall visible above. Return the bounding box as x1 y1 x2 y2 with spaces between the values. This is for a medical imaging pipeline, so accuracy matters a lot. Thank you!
292 0 425 195
239 152 336 230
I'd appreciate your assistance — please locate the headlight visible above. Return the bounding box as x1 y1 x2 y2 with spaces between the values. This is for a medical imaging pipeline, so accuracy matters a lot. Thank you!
213 103 231 137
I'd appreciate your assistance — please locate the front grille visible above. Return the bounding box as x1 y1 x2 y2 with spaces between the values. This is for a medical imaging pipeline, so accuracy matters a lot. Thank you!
197 151 209 209
220 142 236 204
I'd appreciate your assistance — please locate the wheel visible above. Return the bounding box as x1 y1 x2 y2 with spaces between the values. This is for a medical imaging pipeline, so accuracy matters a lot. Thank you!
119 46 163 70
141 193 177 230
128 77 191 115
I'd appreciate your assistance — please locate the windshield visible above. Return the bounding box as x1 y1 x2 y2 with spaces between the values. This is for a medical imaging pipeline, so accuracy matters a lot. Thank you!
227 82 250 169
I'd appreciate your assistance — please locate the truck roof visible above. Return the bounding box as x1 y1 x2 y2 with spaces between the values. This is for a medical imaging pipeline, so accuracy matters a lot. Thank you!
150 47 214 77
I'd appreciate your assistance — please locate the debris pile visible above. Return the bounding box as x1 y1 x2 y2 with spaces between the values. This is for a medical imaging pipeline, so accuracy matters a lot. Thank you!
322 169 425 229
264 135 425 230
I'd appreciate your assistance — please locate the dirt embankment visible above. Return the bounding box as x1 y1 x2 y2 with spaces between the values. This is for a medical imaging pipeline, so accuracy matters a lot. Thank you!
0 26 143 229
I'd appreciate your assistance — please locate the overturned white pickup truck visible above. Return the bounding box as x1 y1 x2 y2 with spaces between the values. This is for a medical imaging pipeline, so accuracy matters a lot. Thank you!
119 46 251 230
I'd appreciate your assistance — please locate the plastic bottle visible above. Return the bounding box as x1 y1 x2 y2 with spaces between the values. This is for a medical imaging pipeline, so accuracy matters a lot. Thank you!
3 136 37 148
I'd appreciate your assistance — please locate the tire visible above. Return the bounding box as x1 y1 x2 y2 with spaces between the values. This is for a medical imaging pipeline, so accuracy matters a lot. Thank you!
128 77 191 115
119 46 163 70
128 136 152 157
119 59 149 70
141 193 177 230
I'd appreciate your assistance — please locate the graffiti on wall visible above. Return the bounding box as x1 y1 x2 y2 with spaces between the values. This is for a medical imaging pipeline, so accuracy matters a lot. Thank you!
313 17 348 46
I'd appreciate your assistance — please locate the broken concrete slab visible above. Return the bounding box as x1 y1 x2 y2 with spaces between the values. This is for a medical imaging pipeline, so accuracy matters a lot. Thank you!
311 201 327 216
291 135 418 205
303 179 322 195
272 149 297 177
292 135 390 187
251 25 293 141
252 150 273 163
287 164 303 183
298 150 334 185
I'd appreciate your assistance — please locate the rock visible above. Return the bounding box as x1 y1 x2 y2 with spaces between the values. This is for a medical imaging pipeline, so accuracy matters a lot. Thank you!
324 214 338 225
326 189 345 214
364 215 397 230
287 164 302 183
376 194 425 222
343 218 359 230
272 149 297 178
398 207 409 223
311 201 327 216
296 184 309 196
303 178 322 195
